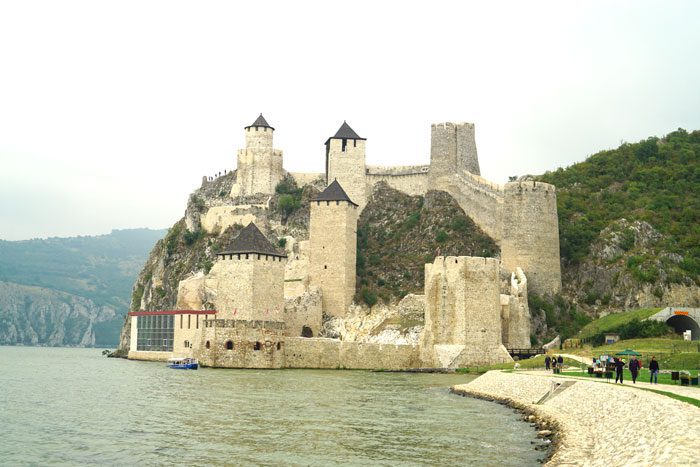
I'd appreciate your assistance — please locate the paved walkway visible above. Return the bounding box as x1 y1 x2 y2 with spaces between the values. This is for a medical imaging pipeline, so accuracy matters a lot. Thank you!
453 371 700 466
520 368 700 401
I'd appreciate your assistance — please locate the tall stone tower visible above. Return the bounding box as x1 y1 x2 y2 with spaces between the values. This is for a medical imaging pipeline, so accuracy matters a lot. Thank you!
429 122 480 182
230 114 284 197
208 222 287 322
501 181 562 296
325 121 367 209
309 180 358 317
420 256 512 368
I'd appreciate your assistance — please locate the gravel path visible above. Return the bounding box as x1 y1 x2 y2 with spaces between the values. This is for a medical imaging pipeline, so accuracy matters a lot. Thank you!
452 371 700 466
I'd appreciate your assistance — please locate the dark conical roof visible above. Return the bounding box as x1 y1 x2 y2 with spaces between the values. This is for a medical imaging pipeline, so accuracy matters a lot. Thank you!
332 121 364 140
244 113 274 130
313 179 358 206
217 222 286 257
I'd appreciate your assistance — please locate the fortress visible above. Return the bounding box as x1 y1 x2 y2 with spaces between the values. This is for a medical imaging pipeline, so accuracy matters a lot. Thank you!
127 114 561 370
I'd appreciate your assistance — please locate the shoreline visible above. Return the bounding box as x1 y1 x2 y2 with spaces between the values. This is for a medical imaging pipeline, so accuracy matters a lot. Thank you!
450 385 561 464
452 371 700 466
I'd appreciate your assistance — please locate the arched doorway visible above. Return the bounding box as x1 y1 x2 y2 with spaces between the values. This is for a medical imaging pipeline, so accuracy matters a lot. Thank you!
301 326 313 338
666 315 700 341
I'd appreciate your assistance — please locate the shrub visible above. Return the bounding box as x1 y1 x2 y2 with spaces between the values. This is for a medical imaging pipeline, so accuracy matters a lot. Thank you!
278 194 301 216
184 230 201 246
361 288 378 307
436 230 448 243
278 237 287 248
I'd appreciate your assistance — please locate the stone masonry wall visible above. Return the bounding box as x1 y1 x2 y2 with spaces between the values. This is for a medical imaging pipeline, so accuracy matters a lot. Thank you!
309 200 357 318
365 165 429 196
501 181 562 295
284 337 420 370
421 256 512 367
196 321 285 368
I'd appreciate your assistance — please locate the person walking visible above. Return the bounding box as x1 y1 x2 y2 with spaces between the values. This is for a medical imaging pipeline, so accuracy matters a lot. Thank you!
614 357 625 384
557 355 564 369
629 356 640 384
545 355 551 371
649 356 660 384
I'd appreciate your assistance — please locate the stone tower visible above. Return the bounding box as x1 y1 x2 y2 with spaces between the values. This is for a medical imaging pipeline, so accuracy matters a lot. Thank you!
325 121 367 209
501 181 562 296
207 222 287 321
230 114 284 197
309 180 358 317
421 256 512 368
429 122 480 182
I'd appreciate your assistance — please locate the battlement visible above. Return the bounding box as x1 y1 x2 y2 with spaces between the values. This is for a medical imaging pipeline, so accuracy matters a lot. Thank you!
503 180 556 194
366 165 429 176
216 253 286 262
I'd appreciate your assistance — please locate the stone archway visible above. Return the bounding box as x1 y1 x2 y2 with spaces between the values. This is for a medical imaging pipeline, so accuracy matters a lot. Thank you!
301 326 313 338
666 315 700 341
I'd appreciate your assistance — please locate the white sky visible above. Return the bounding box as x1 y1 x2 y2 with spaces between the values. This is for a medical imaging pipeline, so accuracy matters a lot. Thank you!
1 1 699 240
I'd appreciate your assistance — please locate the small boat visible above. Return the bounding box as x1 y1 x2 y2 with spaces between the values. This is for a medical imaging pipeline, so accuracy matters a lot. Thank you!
167 357 199 370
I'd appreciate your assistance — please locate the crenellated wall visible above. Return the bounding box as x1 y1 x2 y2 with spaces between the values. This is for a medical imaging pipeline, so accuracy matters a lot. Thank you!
365 165 429 196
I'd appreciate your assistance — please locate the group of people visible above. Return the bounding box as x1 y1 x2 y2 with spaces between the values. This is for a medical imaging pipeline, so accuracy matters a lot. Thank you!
544 355 564 370
595 355 661 384
544 353 661 385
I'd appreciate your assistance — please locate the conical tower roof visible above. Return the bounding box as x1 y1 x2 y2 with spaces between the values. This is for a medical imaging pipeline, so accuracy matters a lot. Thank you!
217 222 286 257
244 113 274 130
313 179 358 206
325 121 365 144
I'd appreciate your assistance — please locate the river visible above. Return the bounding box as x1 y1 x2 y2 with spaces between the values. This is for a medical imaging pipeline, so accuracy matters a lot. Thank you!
0 347 543 465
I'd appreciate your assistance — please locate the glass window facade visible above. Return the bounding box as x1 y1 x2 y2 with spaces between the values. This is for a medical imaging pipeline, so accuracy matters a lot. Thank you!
136 315 174 352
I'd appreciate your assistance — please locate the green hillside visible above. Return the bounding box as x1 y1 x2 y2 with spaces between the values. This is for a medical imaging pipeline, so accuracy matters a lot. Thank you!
577 308 662 339
0 228 166 309
538 128 700 280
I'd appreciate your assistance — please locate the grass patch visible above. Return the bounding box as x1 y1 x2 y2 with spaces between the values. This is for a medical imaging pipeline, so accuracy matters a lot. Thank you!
456 355 582 374
578 308 661 339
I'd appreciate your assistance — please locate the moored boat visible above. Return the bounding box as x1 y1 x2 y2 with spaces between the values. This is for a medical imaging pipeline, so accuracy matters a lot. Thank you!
167 357 199 370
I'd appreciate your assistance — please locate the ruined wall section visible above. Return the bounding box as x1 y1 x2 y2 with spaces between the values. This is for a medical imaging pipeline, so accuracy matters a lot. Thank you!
365 165 429 196
500 267 531 349
309 200 357 318
284 338 420 370
284 286 323 338
421 256 512 367
501 181 562 296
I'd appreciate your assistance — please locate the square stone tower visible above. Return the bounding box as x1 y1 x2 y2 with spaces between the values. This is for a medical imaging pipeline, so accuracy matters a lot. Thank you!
208 222 287 322
230 114 284 197
309 180 358 317
325 121 367 209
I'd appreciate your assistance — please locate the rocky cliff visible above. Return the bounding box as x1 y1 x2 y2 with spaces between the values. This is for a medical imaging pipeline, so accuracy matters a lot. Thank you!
0 281 120 346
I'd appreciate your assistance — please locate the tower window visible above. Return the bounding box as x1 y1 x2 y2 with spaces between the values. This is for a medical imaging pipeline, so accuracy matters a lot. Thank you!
225 340 233 350
341 138 347 152
206 340 211 349
301 326 313 338
254 342 261 351
324 265 327 269
276 342 281 350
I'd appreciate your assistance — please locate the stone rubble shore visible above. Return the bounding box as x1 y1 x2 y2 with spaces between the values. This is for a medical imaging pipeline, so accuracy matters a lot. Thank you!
452 371 700 466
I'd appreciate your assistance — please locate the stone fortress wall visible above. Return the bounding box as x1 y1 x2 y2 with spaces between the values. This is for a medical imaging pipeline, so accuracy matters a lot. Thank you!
322 119 561 296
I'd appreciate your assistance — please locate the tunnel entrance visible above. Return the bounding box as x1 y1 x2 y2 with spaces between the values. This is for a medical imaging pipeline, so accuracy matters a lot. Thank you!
666 315 700 341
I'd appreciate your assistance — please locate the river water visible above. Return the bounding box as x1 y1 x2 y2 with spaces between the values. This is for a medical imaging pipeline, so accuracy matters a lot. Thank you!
0 347 543 466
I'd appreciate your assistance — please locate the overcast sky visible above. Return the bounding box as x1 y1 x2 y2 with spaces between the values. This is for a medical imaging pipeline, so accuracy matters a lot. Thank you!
1 1 699 241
